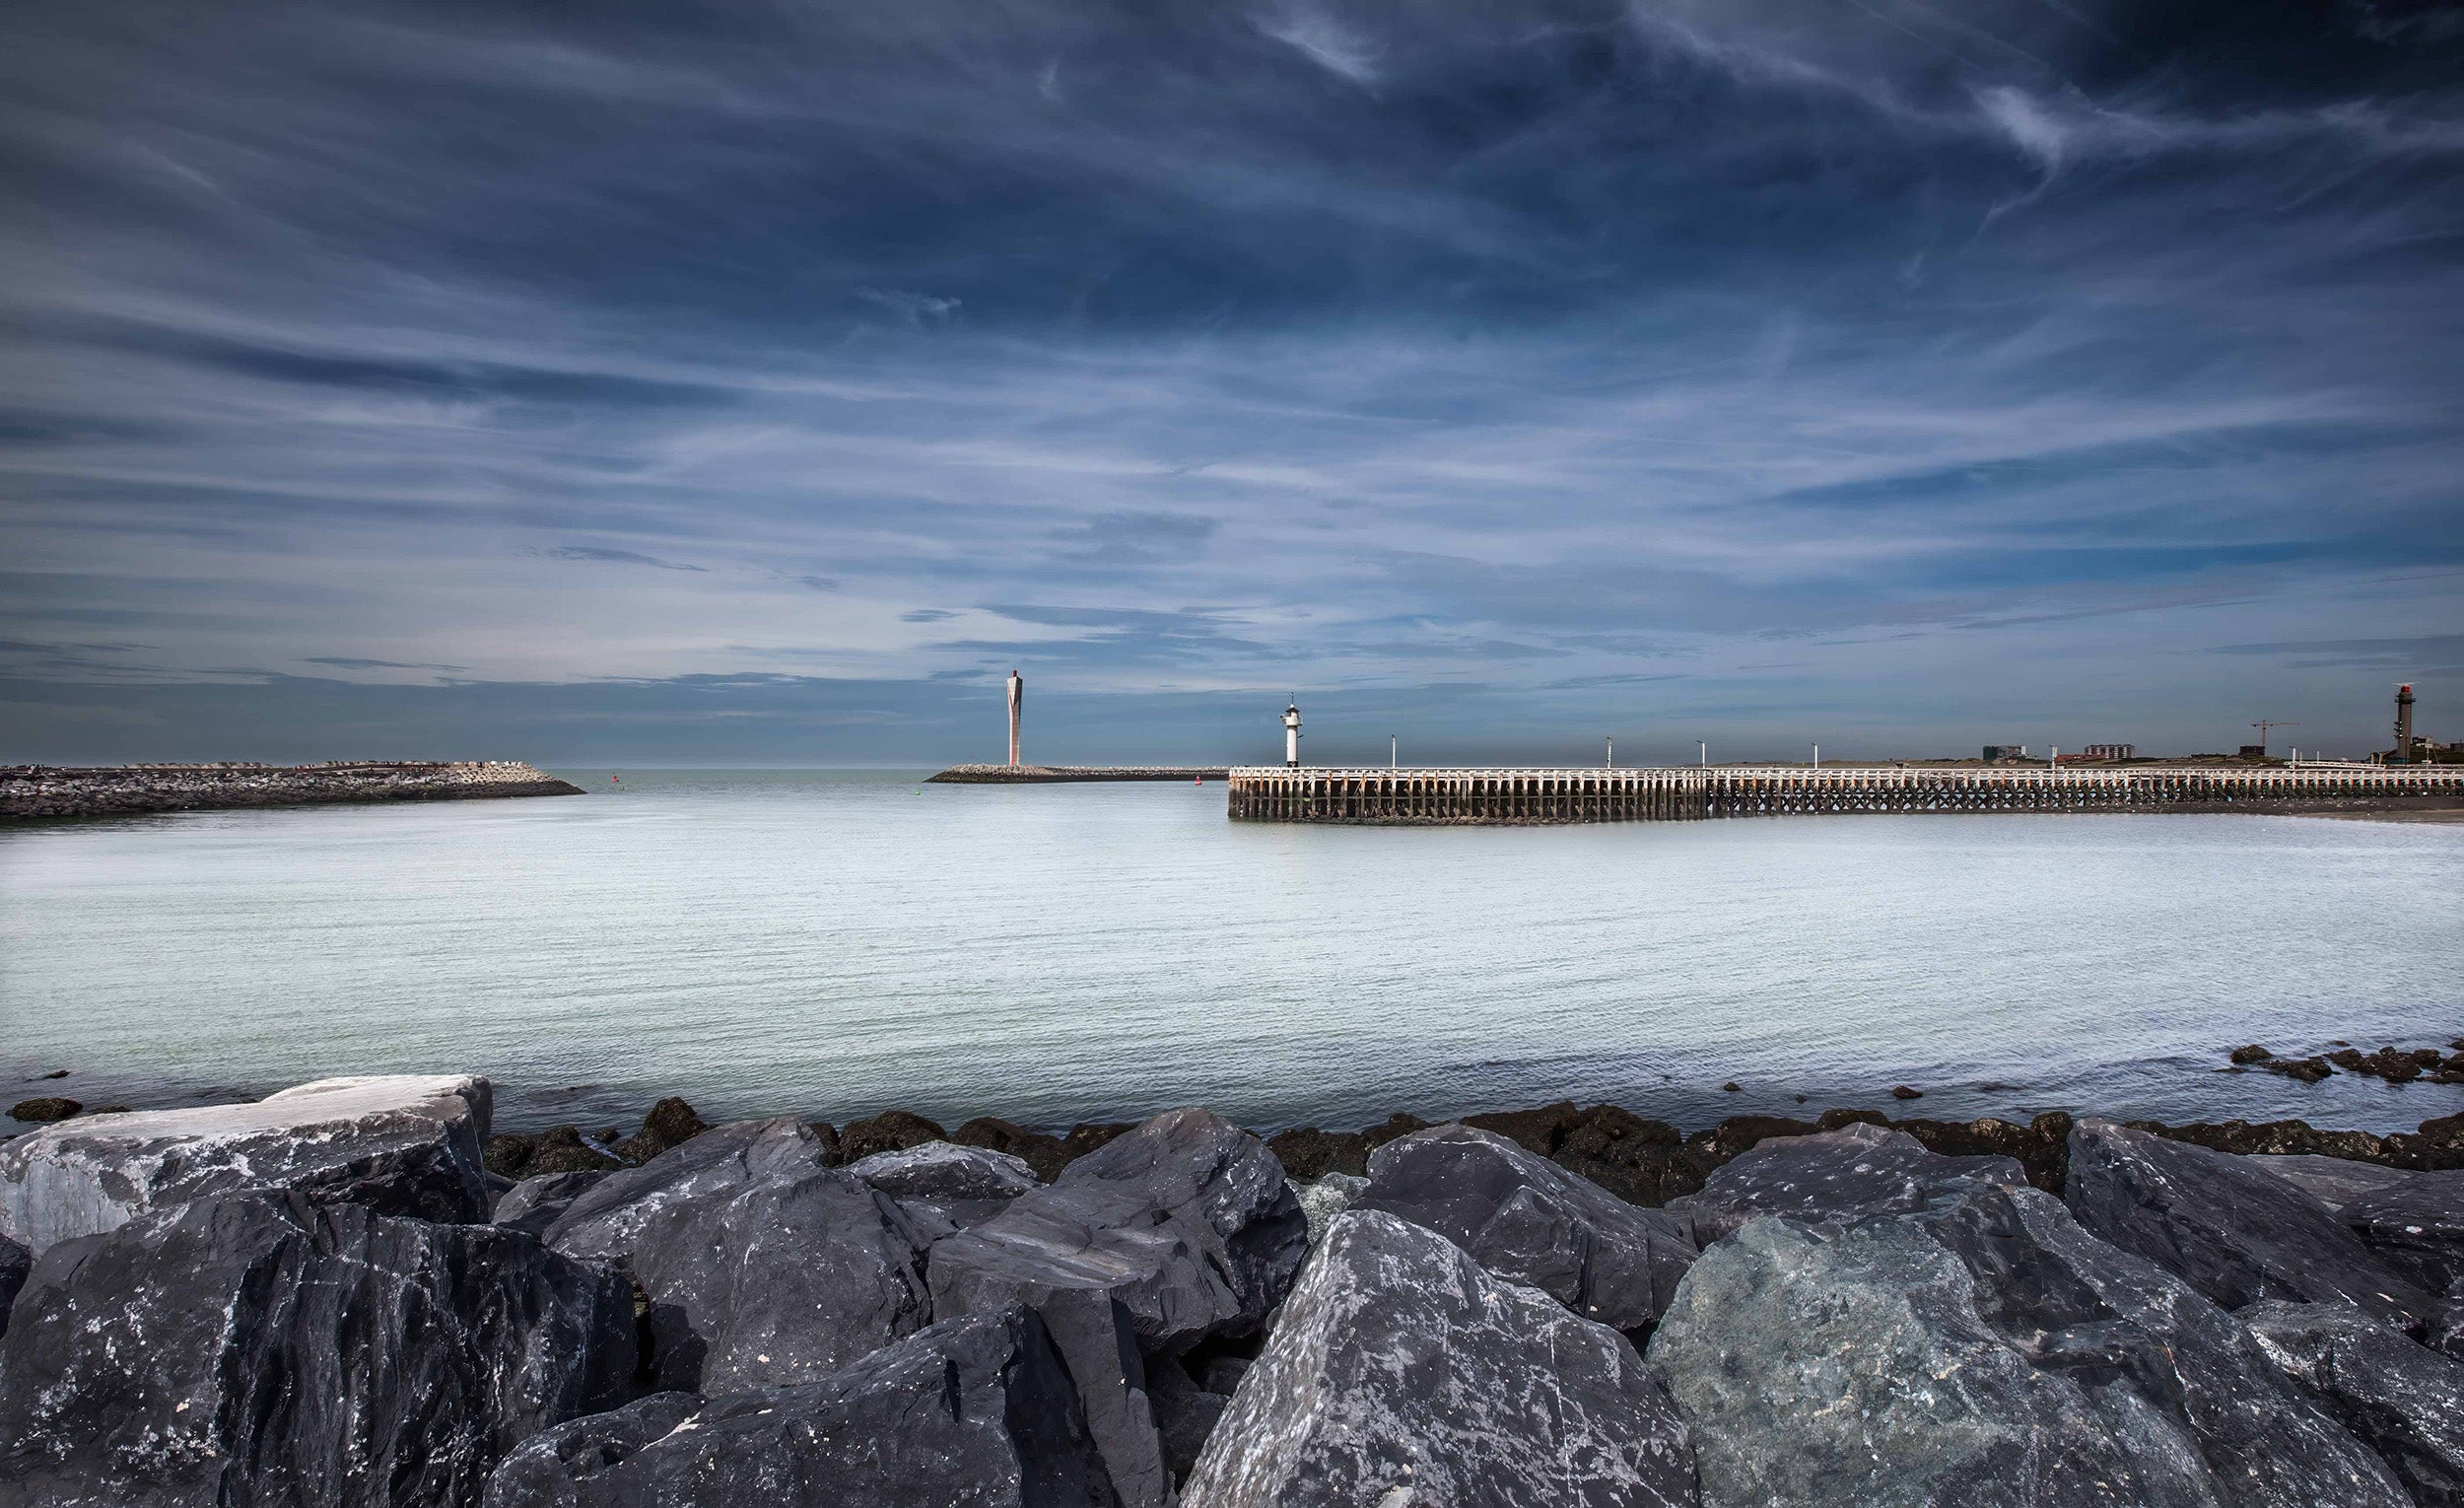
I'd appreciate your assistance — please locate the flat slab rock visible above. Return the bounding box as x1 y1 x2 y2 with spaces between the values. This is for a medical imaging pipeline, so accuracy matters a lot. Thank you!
847 1137 1042 1233
2064 1118 2435 1328
481 1307 1122 1508
1664 1121 2028 1247
545 1117 931 1394
1648 1184 2409 1508
2243 1300 2464 1505
1183 1208 1697 1508
0 1191 635 1508
2248 1154 2419 1215
0 1074 493 1255
1361 1123 1696 1333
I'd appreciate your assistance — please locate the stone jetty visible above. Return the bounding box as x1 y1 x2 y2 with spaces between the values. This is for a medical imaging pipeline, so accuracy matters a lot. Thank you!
1 760 583 819
6 1076 2464 1506
930 763 1229 783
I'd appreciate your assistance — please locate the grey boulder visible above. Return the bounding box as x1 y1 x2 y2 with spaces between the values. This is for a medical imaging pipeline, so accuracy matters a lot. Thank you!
1648 1184 2410 1508
848 1137 1041 1233
481 1307 1123 1508
2249 1154 2418 1214
2065 1118 2434 1327
928 1109 1308 1508
492 1169 610 1238
0 1191 634 1508
2243 1299 2464 1506
928 1107 1307 1354
1183 1208 1697 1508
1361 1123 1696 1333
545 1116 932 1393
0 1073 493 1255
2343 1170 2464 1293
1664 1121 2027 1247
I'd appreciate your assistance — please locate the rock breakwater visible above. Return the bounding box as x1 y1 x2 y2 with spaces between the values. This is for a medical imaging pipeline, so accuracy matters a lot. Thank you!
1 760 583 819
7 1075 2464 1505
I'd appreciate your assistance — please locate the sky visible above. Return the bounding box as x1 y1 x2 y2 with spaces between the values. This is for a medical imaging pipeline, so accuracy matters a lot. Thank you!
3 0 2461 766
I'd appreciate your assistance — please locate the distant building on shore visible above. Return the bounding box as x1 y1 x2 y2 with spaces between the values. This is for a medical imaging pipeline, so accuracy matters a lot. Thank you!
1982 744 2028 761
2081 743 2134 761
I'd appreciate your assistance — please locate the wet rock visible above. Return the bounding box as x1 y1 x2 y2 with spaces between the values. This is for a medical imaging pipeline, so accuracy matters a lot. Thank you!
2065 1119 2435 1328
0 1073 493 1256
1362 1124 1696 1334
487 1125 622 1180
1878 1110 2074 1195
929 1109 1307 1508
0 1232 26 1339
2392 1111 2464 1173
2343 1170 2464 1294
1264 1126 1369 1180
1182 1209 1697 1508
2267 1057 2335 1084
1456 1101 1701 1205
480 1308 1122 1508
1358 1111 1431 1148
545 1117 932 1393
1890 1085 1923 1099
2249 1154 2416 1214
1064 1121 1136 1159
2231 1044 2278 1064
7 1099 78 1124
491 1169 610 1238
953 1115 1072 1181
1648 1185 2411 1508
611 1095 709 1165
836 1108 946 1163
2243 1300 2464 1504
847 1138 1039 1234
1720 1081 1742 1092
33 1071 67 1081
0 1191 634 1508
1295 1172 1366 1247
801 1119 842 1162
1665 1122 2028 1248
2136 1114 2394 1165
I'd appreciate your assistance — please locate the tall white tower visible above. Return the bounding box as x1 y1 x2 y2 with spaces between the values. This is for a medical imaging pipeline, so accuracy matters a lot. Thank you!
1282 700 1302 768
1006 670 1023 768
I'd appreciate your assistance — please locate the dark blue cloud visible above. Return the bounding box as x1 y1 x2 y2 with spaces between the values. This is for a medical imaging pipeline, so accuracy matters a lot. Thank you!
1 0 2459 760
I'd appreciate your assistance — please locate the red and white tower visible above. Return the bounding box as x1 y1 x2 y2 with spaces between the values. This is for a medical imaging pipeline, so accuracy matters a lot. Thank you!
1006 670 1023 768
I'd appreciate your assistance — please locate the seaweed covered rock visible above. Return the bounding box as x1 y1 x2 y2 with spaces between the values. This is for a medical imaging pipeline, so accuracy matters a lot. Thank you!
1665 1122 2027 1247
1263 1126 1370 1181
544 1117 932 1393
1648 1185 2411 1507
836 1108 946 1164
481 1308 1121 1508
611 1096 708 1166
0 1192 634 1508
487 1126 623 1180
953 1116 1073 1182
2064 1119 2434 1327
1362 1124 1696 1333
2242 1300 2464 1505
1182 1209 1697 1508
0 1074 493 1255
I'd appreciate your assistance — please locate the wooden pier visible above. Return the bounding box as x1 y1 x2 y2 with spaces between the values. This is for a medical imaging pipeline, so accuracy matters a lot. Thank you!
1225 764 2464 824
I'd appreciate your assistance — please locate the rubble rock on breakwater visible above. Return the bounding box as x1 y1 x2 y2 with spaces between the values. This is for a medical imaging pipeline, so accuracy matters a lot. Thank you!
8 1078 2464 1506
0 760 583 819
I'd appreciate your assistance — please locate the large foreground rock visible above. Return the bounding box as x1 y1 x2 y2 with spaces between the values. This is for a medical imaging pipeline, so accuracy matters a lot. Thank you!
2342 1169 2464 1294
482 1307 1122 1508
1361 1124 1696 1333
1664 1121 2027 1247
2065 1118 2434 1327
848 1138 1041 1235
0 1074 493 1255
1183 1209 1696 1508
1649 1184 2409 1508
929 1109 1307 1508
929 1108 1307 1353
2242 1300 2464 1505
545 1116 931 1393
0 1192 634 1508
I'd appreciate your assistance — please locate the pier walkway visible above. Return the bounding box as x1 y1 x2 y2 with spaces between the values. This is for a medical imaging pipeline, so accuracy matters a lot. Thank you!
1226 764 2464 824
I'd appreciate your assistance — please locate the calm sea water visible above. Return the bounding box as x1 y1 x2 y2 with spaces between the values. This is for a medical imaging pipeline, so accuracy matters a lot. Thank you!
3 771 2459 1138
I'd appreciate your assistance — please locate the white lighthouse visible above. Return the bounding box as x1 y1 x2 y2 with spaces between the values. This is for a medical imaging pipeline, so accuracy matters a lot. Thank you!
1006 669 1023 768
1282 699 1302 768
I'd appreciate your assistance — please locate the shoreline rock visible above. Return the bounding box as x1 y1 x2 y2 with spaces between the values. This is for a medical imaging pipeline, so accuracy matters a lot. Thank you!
0 760 584 820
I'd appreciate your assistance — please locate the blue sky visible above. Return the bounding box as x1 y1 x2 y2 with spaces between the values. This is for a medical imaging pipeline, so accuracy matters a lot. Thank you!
3 0 2460 764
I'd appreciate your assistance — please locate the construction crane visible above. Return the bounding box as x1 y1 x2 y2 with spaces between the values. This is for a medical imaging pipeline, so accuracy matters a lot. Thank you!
2250 719 2298 751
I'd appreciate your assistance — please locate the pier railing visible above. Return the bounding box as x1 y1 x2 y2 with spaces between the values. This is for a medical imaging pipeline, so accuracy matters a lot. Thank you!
1224 764 2464 824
